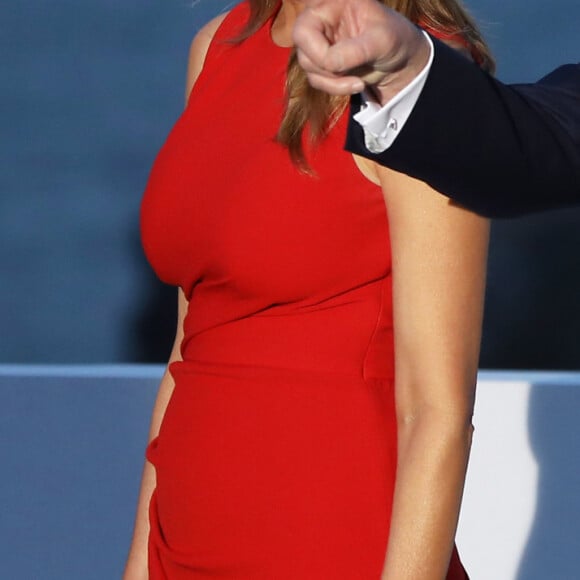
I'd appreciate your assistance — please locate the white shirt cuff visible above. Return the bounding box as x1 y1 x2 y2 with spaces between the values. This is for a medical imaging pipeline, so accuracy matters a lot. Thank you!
353 31 434 154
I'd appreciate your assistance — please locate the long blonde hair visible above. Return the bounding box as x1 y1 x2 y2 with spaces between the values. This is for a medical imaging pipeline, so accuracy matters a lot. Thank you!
237 0 494 168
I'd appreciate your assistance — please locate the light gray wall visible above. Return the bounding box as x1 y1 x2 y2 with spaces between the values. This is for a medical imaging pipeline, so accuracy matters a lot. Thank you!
2 367 580 579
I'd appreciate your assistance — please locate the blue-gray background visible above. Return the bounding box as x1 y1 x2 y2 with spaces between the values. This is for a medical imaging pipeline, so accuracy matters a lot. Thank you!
2 0 579 367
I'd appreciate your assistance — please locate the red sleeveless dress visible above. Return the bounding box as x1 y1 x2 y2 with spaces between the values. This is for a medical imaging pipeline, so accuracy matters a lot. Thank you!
140 2 468 578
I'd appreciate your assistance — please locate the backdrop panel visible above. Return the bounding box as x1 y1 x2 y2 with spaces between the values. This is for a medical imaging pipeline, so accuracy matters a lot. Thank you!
1 367 579 579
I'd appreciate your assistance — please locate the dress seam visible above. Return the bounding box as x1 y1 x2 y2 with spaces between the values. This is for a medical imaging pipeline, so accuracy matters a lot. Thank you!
361 276 387 381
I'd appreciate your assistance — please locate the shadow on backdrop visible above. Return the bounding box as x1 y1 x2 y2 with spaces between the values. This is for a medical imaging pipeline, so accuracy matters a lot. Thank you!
480 207 580 370
517 381 580 579
128 226 176 363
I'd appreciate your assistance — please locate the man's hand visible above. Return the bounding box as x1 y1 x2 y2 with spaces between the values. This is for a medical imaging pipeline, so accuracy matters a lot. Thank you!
292 0 431 105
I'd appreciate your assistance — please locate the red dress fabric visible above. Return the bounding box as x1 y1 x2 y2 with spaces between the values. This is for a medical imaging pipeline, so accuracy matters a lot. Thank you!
140 2 469 578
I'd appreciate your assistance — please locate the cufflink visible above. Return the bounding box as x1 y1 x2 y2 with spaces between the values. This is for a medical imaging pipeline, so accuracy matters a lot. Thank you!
365 134 385 154
375 118 397 146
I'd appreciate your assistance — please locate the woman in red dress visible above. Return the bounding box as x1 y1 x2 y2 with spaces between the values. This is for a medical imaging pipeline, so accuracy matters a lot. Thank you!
125 1 492 578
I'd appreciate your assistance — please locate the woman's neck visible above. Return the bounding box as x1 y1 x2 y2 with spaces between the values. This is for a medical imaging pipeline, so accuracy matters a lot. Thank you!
271 0 304 47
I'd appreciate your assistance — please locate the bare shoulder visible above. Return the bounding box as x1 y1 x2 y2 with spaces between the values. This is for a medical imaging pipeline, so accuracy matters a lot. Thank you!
186 11 229 100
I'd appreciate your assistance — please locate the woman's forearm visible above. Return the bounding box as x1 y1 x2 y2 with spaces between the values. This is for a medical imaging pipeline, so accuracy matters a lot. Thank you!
123 460 156 579
123 369 176 580
380 410 474 580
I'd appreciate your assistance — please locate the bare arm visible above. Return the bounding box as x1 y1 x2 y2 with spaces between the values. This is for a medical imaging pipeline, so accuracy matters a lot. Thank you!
123 13 227 579
374 164 489 578
184 13 228 102
122 289 187 579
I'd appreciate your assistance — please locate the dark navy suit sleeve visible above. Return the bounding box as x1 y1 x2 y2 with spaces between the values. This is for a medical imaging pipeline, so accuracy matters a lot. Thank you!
345 37 580 218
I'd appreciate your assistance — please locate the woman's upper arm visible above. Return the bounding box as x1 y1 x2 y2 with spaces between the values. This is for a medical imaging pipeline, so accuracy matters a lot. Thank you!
167 287 189 364
376 165 490 422
147 288 188 440
185 11 229 102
